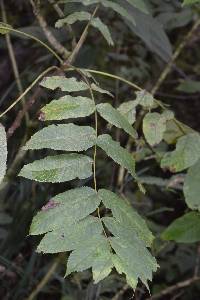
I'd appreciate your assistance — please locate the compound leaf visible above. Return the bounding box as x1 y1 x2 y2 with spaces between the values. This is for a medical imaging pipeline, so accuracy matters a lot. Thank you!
97 103 137 138
40 96 95 121
19 154 93 183
23 124 96 152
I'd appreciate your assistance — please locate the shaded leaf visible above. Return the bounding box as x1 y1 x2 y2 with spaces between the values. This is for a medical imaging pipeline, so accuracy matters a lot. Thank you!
143 112 166 146
97 134 136 178
40 96 95 121
23 124 96 152
19 154 93 183
56 11 114 45
161 133 200 172
126 0 149 14
184 159 200 211
117 100 137 125
162 212 200 243
135 90 155 109
177 80 200 93
64 0 136 24
182 0 200 5
97 103 137 138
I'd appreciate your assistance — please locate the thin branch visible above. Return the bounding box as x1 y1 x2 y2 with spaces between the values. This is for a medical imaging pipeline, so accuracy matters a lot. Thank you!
151 18 200 95
66 5 99 64
1 0 29 123
0 25 63 63
48 0 76 47
111 284 129 300
27 257 60 300
147 276 200 300
30 0 70 60
0 66 59 119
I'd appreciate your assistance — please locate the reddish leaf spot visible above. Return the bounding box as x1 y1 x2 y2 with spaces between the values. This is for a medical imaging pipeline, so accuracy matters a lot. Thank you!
41 199 60 211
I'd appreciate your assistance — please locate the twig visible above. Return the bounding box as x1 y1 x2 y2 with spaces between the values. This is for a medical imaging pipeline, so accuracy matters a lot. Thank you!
0 0 29 123
0 66 58 119
30 0 70 60
27 257 60 300
48 0 76 47
111 283 129 300
151 18 200 95
66 5 99 64
7 87 42 138
147 276 200 300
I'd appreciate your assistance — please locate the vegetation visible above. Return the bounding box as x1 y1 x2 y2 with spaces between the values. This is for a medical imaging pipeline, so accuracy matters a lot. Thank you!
0 0 200 299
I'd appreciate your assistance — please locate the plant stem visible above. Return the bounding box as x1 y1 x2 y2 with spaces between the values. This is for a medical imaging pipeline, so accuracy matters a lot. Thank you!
67 5 99 64
151 18 200 95
0 66 59 119
1 0 29 124
83 68 143 91
30 0 70 59
27 257 60 300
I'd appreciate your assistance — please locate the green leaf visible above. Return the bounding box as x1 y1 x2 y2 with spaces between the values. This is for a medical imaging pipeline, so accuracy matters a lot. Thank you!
66 235 113 283
56 11 114 45
40 96 95 121
40 76 88 92
64 0 136 25
97 103 137 138
97 134 136 178
99 189 154 247
143 112 166 146
40 76 112 96
135 90 155 109
117 100 137 125
126 0 149 14
37 216 102 252
0 125 7 184
30 187 100 235
0 22 12 35
177 80 200 93
163 119 195 144
19 154 93 183
182 0 200 6
162 212 200 243
23 124 96 152
161 133 200 172
183 159 200 210
99 189 157 289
